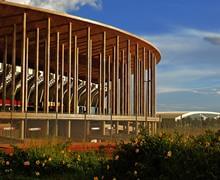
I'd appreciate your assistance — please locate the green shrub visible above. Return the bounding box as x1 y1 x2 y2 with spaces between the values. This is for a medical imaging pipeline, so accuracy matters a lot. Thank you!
0 130 220 179
0 143 105 179
101 130 220 180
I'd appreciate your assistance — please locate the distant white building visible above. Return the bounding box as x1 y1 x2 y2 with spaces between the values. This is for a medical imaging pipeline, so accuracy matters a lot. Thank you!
175 111 220 122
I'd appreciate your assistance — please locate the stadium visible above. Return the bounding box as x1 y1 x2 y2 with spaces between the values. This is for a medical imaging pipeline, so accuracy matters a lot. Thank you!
0 1 161 141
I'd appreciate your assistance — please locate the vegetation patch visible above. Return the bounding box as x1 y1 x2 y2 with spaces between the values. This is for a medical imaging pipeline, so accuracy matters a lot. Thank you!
0 130 220 179
0 143 105 179
102 130 220 180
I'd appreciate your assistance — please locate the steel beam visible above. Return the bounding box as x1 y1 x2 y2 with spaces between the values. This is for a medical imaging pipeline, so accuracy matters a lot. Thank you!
107 55 111 114
124 61 128 115
73 36 78 113
134 44 139 115
25 37 29 112
21 13 26 113
147 51 151 116
2 36 7 111
112 46 116 115
86 27 91 114
35 28 39 113
68 22 72 114
99 53 102 114
55 32 59 113
11 24 16 112
61 44 65 113
151 53 156 116
44 18 50 113
138 59 140 115
142 48 146 116
127 40 131 115
102 32 106 114
120 50 125 115
116 36 119 114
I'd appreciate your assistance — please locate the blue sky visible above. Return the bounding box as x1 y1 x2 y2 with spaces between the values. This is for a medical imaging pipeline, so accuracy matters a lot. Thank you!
9 0 220 112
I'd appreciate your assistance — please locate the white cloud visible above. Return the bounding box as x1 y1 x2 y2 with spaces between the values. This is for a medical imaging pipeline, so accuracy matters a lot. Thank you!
6 0 102 11
157 66 220 97
157 86 220 96
159 68 220 81
204 36 220 46
142 27 220 87
143 28 220 66
158 87 198 94
142 27 220 111
9 0 30 4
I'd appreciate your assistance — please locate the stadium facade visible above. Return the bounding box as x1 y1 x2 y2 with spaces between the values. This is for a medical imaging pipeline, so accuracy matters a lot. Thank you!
0 1 161 141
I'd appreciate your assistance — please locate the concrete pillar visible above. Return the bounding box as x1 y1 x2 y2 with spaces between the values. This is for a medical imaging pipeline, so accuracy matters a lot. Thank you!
21 120 25 140
148 122 152 135
68 120 71 138
101 121 106 136
55 119 58 137
126 122 129 134
115 121 119 134
46 120 49 136
135 118 138 135
86 121 90 139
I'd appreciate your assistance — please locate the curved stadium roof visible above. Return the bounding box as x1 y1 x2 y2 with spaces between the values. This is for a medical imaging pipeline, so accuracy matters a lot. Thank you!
0 1 161 82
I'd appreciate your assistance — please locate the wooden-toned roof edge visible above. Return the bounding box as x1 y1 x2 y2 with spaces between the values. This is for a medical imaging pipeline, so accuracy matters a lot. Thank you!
0 0 161 63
